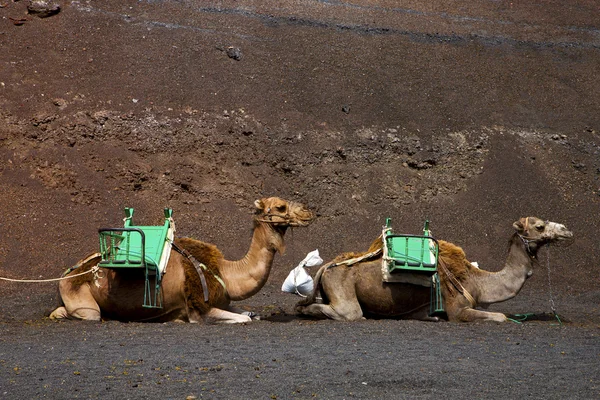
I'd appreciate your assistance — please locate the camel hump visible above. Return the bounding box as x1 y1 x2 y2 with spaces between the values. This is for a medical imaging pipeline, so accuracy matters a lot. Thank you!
330 234 383 263
437 240 471 280
438 240 466 258
367 234 384 253
174 237 224 270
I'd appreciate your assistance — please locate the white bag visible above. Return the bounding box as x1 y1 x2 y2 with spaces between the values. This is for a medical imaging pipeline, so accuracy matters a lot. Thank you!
281 249 323 296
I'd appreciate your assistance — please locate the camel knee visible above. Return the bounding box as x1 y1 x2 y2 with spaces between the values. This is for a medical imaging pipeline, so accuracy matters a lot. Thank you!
449 307 507 323
49 306 101 321
49 307 69 320
67 307 101 321
297 303 361 321
204 308 252 324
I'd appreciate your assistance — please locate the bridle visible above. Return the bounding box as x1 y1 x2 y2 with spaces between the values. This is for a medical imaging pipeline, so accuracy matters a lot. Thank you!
518 234 540 257
255 213 292 225
255 207 306 226
517 218 551 258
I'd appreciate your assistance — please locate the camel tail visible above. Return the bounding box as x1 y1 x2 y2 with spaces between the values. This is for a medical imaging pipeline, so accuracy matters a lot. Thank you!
297 262 331 306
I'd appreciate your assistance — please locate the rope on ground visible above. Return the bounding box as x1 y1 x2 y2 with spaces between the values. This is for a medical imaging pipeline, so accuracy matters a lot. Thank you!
0 266 98 283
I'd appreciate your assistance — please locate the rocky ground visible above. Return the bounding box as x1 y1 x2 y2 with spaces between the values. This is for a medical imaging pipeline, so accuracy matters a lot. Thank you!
0 0 599 398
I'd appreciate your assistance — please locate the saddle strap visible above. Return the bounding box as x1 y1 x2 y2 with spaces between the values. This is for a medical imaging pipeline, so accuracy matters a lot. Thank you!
330 248 383 269
171 242 220 303
437 259 476 307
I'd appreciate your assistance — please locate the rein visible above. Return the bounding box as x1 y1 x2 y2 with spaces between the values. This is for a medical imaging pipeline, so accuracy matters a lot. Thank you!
544 244 562 325
510 235 563 325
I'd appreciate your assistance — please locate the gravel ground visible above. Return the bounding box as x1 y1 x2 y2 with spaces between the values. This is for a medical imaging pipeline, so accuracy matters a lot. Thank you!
1 311 598 399
1 1 599 399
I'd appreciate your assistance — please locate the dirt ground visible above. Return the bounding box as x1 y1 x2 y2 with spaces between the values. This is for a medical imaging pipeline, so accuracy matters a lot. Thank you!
0 0 599 398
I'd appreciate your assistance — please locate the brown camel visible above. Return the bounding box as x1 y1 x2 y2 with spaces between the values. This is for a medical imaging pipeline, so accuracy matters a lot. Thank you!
296 217 573 323
50 197 314 324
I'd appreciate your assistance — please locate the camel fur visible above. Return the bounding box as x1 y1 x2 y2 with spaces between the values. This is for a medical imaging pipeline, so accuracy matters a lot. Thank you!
50 197 314 324
296 217 573 323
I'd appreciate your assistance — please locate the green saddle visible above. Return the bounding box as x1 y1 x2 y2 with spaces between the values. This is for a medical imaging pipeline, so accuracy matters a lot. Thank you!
98 208 174 308
382 218 444 316
383 218 439 275
98 208 173 270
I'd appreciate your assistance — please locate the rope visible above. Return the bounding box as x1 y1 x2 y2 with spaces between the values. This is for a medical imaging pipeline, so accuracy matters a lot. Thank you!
507 313 536 324
544 244 563 326
507 245 562 326
0 266 98 283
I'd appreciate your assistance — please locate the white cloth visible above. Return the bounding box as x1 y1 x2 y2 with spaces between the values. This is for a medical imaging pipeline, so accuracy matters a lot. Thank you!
282 250 323 296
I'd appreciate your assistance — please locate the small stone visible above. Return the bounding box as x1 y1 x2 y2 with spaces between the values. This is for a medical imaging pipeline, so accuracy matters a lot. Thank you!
52 98 67 109
27 0 61 18
226 47 242 61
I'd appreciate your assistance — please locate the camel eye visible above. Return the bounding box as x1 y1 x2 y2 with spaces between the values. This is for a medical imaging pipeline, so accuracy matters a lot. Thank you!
276 205 287 212
536 224 545 231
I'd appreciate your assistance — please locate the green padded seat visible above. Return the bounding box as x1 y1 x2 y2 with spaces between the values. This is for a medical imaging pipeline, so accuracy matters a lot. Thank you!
99 208 173 270
383 218 439 275
98 208 174 308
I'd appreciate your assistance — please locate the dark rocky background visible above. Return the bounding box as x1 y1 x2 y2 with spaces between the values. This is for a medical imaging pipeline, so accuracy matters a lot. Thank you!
0 1 599 398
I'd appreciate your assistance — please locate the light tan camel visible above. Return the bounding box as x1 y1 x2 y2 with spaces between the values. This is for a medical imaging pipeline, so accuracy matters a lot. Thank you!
296 217 573 323
50 197 314 324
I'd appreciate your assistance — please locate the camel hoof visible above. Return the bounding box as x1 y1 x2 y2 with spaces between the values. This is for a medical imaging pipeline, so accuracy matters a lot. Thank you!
241 311 260 320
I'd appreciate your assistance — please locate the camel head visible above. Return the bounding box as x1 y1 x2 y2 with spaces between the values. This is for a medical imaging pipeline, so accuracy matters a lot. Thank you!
513 217 573 249
253 197 315 254
254 197 315 228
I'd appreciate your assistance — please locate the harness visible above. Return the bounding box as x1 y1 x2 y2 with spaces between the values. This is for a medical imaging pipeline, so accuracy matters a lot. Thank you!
170 241 226 303
437 259 476 308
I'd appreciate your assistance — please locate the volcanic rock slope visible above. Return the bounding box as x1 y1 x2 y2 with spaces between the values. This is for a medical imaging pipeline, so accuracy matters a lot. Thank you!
0 0 599 321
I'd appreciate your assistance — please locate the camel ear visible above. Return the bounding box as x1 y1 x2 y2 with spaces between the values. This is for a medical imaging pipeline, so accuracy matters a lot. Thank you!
254 199 265 211
513 218 525 232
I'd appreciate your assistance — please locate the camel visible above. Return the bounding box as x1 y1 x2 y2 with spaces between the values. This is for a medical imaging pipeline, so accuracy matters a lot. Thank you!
296 217 573 323
49 197 314 324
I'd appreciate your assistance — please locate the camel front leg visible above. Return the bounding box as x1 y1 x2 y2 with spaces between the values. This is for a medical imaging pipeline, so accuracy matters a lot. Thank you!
296 269 364 321
448 306 507 323
296 303 363 321
58 282 101 321
49 306 69 320
203 307 252 324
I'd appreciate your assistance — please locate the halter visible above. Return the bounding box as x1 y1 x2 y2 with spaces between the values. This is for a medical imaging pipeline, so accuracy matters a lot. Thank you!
255 213 290 224
517 234 539 257
517 218 551 257
255 208 297 226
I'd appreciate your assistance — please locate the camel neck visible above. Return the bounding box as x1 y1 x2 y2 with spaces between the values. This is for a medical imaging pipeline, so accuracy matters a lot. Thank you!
477 236 536 304
219 222 282 301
